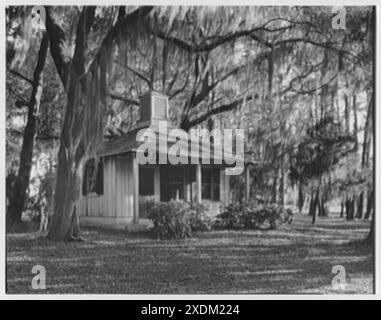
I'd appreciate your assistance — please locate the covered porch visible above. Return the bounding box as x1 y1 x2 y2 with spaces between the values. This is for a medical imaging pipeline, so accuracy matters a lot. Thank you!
137 163 231 221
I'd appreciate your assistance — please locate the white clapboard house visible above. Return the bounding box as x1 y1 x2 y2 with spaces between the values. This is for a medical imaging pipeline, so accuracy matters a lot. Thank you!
79 91 251 229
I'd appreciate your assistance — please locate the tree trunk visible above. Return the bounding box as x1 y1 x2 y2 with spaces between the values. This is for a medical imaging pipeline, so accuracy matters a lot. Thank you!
45 6 93 241
46 150 83 240
271 170 278 203
351 195 356 220
345 196 349 218
298 182 304 213
308 193 314 216
356 191 364 219
362 189 368 219
279 157 285 206
346 195 355 220
352 94 358 151
310 191 319 225
364 189 374 220
317 196 323 216
365 211 374 245
46 80 85 241
365 6 375 244
44 7 87 241
361 95 372 168
344 94 350 135
317 192 328 217
7 33 49 225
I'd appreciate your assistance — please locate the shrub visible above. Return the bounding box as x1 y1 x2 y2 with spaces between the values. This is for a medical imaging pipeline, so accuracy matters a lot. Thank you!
213 202 244 230
215 202 292 230
242 203 284 229
148 200 213 239
148 201 192 239
139 197 157 219
188 202 213 232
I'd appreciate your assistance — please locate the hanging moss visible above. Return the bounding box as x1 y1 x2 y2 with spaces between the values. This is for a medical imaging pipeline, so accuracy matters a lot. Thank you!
76 11 156 163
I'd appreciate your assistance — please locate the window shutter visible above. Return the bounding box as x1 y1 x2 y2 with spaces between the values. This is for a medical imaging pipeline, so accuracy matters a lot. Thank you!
96 159 104 195
212 169 220 201
82 163 88 196
88 159 95 193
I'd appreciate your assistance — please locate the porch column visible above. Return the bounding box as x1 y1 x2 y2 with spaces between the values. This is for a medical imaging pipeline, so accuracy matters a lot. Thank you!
225 174 230 204
132 154 139 223
245 164 250 202
154 166 160 202
221 169 231 205
220 169 225 204
196 164 202 203
184 167 191 201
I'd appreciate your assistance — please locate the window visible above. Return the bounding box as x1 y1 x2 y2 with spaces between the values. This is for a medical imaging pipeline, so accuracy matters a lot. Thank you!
139 167 154 195
212 169 220 200
167 167 184 200
168 167 184 200
202 169 211 199
82 158 103 196
160 166 184 201
201 168 220 201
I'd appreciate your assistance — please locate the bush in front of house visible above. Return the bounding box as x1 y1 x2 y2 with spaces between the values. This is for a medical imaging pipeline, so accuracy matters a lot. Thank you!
148 200 191 239
188 202 213 232
214 202 292 230
242 203 285 229
148 200 213 239
213 202 245 229
148 200 293 238
139 197 157 219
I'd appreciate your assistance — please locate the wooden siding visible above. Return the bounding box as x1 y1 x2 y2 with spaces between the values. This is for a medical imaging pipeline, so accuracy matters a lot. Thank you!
116 154 134 219
79 194 104 217
79 155 134 221
79 157 232 225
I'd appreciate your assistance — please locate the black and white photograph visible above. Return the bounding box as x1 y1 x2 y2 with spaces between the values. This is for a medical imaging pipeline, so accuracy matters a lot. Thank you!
3 3 376 296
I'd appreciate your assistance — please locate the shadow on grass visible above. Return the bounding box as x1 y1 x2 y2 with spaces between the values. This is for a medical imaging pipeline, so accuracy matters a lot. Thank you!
6 216 373 294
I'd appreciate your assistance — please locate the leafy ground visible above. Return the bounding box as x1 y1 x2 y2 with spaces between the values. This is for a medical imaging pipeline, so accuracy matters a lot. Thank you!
6 215 373 294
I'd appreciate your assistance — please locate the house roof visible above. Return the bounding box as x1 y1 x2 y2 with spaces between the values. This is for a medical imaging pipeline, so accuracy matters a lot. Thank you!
99 126 253 166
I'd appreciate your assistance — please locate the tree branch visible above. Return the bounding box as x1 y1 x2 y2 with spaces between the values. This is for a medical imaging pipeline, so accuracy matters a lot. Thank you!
114 61 151 86
189 64 244 111
11 128 60 140
157 26 355 61
72 6 96 76
292 72 338 95
183 95 253 129
45 6 71 87
169 77 189 100
108 92 140 106
8 86 30 107
7 68 33 84
45 6 96 86
156 24 283 53
280 60 324 94
273 38 357 60
117 6 126 20
86 6 154 74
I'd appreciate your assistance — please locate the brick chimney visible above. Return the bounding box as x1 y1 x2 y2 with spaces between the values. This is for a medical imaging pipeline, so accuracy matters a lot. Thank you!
137 91 169 129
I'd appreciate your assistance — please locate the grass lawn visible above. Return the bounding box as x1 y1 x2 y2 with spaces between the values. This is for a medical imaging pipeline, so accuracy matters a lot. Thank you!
6 215 373 294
